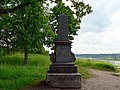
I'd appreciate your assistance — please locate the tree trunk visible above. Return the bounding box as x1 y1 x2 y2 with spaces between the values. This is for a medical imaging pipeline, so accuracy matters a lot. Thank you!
5 29 10 55
6 39 9 55
24 47 28 65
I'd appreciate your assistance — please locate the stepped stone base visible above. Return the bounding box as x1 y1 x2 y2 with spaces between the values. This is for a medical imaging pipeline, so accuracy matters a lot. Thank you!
49 63 77 73
46 73 81 89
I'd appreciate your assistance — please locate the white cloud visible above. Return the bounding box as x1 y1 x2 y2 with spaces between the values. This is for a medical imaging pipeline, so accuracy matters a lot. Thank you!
45 0 120 54
102 10 120 46
112 10 120 26
72 0 120 54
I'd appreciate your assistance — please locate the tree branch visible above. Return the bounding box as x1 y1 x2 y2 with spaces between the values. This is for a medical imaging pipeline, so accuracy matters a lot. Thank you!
0 3 30 15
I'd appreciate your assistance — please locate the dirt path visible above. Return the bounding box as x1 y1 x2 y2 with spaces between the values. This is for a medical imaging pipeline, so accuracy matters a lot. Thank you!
81 69 120 90
24 69 120 90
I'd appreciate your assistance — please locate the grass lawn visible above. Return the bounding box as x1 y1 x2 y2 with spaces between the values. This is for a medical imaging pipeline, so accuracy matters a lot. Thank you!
0 54 119 90
0 54 51 90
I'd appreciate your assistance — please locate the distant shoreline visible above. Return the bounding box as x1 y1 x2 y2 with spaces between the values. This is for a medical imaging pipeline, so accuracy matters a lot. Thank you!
75 54 120 68
75 54 120 61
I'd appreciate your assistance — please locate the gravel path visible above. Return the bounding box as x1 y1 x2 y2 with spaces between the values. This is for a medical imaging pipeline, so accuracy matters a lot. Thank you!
24 69 120 90
81 69 120 90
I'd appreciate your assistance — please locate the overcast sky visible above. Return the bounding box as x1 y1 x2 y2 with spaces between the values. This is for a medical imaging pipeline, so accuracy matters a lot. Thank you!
72 0 120 54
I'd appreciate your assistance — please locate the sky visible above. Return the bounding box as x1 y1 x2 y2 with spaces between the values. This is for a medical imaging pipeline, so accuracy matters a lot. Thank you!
72 0 120 54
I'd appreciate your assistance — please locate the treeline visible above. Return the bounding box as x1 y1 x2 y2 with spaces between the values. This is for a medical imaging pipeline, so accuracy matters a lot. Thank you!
76 54 120 60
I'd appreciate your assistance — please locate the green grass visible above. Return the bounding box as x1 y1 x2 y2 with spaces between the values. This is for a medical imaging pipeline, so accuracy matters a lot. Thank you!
75 58 119 72
0 54 50 66
0 65 46 89
75 58 120 79
77 66 95 79
112 73 120 76
0 54 51 90
0 54 119 90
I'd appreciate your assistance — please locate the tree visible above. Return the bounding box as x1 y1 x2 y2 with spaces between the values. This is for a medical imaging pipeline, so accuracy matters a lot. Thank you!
47 0 92 40
11 0 55 64
0 0 33 16
0 14 15 55
0 0 55 64
0 0 92 64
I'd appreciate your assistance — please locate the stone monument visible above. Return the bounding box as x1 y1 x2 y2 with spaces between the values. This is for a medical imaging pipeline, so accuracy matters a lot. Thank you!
46 14 81 89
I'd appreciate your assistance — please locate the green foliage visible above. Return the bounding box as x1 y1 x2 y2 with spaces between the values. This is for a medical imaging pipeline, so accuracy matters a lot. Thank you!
0 0 55 56
12 0 55 50
75 59 118 72
48 0 92 40
29 46 49 55
0 14 15 55
0 0 92 59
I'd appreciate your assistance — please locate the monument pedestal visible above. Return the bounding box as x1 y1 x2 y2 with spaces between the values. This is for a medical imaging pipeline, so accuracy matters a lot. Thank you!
49 63 77 73
46 73 81 89
46 14 81 89
46 63 81 88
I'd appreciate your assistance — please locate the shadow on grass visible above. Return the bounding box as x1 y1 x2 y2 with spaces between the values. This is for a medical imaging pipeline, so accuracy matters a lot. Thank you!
23 80 54 90
23 80 81 90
